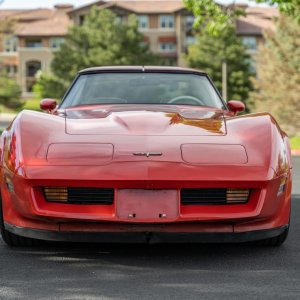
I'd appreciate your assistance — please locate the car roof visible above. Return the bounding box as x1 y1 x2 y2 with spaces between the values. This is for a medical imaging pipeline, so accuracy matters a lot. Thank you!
79 66 207 76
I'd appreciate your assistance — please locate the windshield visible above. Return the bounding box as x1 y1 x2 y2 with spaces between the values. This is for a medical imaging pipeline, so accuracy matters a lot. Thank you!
61 73 224 109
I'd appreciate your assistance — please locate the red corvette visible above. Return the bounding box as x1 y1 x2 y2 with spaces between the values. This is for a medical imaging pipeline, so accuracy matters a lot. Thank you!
0 66 292 247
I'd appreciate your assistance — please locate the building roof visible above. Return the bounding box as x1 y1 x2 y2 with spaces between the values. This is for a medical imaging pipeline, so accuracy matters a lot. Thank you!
71 1 277 36
236 6 279 35
0 2 278 38
68 1 106 13
0 6 72 37
0 9 53 21
79 65 205 74
70 0 185 14
108 0 185 13
16 9 72 37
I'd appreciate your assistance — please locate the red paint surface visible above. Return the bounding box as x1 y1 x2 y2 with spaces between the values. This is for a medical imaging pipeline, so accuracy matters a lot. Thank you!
116 189 178 220
40 99 57 111
0 80 292 236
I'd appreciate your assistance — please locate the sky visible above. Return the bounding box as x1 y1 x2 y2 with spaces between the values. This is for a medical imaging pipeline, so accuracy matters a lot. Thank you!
0 0 257 9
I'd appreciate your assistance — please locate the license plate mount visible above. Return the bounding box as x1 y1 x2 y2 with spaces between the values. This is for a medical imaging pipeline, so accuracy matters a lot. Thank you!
116 189 178 221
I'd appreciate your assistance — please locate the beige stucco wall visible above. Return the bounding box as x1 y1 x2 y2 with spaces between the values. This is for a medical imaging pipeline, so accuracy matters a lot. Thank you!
18 47 54 96
71 8 183 65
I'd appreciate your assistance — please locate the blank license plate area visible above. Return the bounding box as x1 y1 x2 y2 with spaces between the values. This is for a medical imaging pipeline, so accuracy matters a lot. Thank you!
117 189 178 220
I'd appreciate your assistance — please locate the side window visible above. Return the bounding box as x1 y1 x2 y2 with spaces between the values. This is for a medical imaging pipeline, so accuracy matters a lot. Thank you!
4 35 18 52
242 36 257 50
138 15 149 29
50 38 65 49
159 42 176 53
160 15 175 29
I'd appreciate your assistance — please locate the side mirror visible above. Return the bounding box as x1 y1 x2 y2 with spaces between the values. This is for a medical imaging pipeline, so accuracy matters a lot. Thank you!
227 100 245 115
40 99 57 112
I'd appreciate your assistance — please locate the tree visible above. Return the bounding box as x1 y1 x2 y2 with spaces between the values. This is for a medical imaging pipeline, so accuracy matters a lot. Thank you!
0 71 22 109
186 24 253 106
0 18 14 41
250 16 300 135
184 0 300 35
0 19 23 109
33 73 69 100
35 8 160 99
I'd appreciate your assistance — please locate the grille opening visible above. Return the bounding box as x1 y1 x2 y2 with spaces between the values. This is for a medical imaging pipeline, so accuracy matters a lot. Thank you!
44 187 114 205
181 188 250 205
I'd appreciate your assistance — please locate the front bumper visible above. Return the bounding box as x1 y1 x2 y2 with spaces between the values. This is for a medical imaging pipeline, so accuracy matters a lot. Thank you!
4 222 289 244
1 164 292 235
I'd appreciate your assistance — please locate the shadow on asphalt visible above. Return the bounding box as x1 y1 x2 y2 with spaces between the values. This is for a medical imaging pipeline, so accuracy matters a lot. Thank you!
1 197 298 299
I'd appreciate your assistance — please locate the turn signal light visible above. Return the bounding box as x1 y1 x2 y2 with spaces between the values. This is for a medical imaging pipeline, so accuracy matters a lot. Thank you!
226 188 250 204
44 187 68 202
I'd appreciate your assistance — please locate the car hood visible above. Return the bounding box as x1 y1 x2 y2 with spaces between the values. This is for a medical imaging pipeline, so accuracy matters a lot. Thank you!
64 105 227 136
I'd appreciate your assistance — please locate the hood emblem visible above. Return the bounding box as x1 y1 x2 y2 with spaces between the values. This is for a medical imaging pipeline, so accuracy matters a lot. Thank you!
133 152 162 158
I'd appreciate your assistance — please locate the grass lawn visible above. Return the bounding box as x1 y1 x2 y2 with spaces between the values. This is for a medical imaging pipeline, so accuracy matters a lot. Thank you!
0 105 17 114
18 98 41 112
0 99 41 114
290 136 300 151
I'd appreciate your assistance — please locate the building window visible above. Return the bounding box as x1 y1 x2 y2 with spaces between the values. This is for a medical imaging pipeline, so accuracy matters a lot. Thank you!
186 36 196 46
25 39 43 48
26 60 41 77
160 15 175 29
159 42 177 53
26 60 42 92
185 16 194 28
242 36 257 50
50 37 65 49
79 15 85 25
115 15 125 24
5 65 17 76
138 15 149 29
3 35 17 52
246 57 256 74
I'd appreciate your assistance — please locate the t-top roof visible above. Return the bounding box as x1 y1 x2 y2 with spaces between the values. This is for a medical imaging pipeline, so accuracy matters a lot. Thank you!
79 66 206 75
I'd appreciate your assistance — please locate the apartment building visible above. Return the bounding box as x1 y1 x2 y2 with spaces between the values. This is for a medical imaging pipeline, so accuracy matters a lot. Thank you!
236 5 279 68
0 0 278 97
70 1 279 68
69 0 194 67
0 4 72 97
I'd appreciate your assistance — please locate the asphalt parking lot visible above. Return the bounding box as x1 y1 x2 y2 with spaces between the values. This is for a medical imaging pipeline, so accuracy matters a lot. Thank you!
0 158 299 300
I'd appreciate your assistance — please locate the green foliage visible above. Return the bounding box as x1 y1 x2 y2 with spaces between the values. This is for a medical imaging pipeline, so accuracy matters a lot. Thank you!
0 72 23 109
186 25 253 106
183 0 243 35
0 19 22 109
19 99 41 112
35 8 160 99
33 73 68 100
290 136 300 150
184 0 300 35
0 18 15 38
250 16 300 135
256 0 300 23
53 8 160 82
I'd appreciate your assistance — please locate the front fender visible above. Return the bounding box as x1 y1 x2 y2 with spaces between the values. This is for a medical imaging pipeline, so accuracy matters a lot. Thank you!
226 112 291 177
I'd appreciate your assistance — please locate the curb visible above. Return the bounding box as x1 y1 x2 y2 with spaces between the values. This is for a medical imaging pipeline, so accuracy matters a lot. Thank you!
291 150 300 156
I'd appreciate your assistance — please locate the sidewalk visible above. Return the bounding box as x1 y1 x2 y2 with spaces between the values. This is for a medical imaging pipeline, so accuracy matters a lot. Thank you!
0 113 17 131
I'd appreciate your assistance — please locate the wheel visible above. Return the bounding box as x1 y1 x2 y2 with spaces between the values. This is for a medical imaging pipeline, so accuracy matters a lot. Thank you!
0 197 42 247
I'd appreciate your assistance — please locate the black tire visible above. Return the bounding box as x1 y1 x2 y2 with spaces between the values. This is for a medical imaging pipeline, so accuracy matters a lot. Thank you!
0 197 42 247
